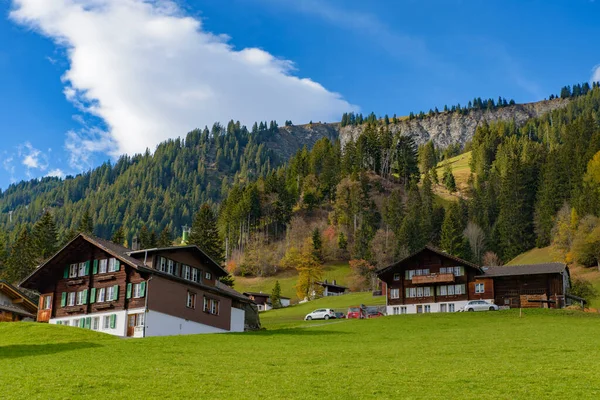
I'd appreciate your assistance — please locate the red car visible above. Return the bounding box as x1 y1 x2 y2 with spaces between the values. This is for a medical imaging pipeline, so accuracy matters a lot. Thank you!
347 306 366 319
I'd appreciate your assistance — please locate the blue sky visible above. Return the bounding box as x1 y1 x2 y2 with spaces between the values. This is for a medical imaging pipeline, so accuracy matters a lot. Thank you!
0 0 599 189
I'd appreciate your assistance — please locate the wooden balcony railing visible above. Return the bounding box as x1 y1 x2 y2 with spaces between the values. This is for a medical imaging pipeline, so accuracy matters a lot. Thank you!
411 273 455 285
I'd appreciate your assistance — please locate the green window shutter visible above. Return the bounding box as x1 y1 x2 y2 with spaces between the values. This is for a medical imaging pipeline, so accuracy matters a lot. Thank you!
110 314 116 329
85 317 91 329
56 321 61 326
436 286 441 296
61 292 67 307
405 288 410 297
64 266 69 279
115 260 121 271
82 289 88 305
93 259 98 274
113 285 119 301
79 319 85 328
140 281 146 297
126 283 132 299
85 261 90 275
90 288 96 304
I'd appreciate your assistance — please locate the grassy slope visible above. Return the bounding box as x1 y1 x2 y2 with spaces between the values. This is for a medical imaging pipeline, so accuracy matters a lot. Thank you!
234 262 350 301
433 151 472 202
506 246 557 265
3 310 600 399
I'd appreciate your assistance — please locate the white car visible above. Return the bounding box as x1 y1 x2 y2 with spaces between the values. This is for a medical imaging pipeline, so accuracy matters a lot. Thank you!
304 308 336 320
462 300 499 312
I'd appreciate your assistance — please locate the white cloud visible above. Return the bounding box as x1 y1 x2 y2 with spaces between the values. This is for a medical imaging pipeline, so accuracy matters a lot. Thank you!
18 142 48 170
592 64 600 84
65 128 115 170
47 168 65 178
10 0 357 161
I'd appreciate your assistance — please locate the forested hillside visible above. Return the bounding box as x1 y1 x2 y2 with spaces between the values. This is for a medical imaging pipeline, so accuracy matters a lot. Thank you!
1 82 599 293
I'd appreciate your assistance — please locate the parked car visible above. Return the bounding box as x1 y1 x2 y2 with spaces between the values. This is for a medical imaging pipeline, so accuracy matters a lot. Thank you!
333 312 345 319
461 300 499 312
366 306 384 318
304 308 336 320
346 306 365 319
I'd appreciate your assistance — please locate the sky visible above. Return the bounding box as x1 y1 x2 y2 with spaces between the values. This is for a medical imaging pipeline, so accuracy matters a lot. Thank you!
0 0 599 189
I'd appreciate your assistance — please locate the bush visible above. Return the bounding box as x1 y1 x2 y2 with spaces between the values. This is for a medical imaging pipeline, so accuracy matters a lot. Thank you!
570 278 599 304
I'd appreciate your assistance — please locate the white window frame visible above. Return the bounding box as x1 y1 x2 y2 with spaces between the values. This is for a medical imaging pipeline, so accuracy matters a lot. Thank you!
423 287 431 297
192 268 199 282
449 303 455 312
106 286 115 301
76 291 85 306
99 259 108 274
43 296 52 310
158 257 167 273
97 288 106 303
409 288 416 298
440 285 447 296
390 288 400 299
393 307 399 315
183 265 191 280
210 299 219 315
103 315 110 330
92 317 99 330
424 305 431 313
416 287 424 298
136 313 145 327
205 271 212 280
186 292 196 309
108 258 117 273
78 262 86 277
455 284 464 295
67 292 76 306
133 283 143 298
167 259 175 275
393 273 400 281
475 283 485 294
63 320 70 326
400 306 407 314
448 285 455 295
69 264 78 278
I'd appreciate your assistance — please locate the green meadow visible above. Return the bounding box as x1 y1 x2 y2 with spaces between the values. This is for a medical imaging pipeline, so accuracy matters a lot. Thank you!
2 301 600 399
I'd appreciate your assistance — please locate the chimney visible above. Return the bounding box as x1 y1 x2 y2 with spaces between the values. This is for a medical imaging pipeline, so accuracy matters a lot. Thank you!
132 236 140 251
182 225 191 245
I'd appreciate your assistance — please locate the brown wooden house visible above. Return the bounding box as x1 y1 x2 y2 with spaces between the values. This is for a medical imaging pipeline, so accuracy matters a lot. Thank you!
0 281 38 322
377 246 569 315
20 233 254 337
243 292 291 311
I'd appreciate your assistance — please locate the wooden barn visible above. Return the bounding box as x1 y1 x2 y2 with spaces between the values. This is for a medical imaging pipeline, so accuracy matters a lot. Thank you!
0 280 38 322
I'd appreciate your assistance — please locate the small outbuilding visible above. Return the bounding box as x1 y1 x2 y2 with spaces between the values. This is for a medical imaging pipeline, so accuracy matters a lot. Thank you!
0 280 38 322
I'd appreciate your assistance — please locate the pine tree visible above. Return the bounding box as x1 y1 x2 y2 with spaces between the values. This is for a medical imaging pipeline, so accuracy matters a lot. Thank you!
32 211 58 262
271 281 282 309
188 203 225 264
312 227 322 260
443 164 457 193
5 226 37 284
440 202 467 258
338 231 348 250
0 230 7 278
395 135 419 186
111 226 125 246
139 225 151 249
78 208 94 235
157 226 172 248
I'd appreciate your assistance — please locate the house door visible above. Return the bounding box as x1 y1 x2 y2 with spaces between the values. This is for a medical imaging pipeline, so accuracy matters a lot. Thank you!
416 305 423 314
127 315 136 337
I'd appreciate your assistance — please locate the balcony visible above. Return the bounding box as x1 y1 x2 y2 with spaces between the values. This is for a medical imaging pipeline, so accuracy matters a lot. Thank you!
411 273 455 285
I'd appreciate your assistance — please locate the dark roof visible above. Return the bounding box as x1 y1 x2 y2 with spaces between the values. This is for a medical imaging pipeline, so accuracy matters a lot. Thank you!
315 281 348 290
0 280 38 312
377 245 482 276
128 245 227 276
243 292 291 299
0 303 35 318
477 263 568 277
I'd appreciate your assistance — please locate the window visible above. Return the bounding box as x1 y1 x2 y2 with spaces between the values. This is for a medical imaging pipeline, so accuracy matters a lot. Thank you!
108 258 117 272
475 283 485 294
440 304 447 313
69 264 78 278
133 283 144 298
203 297 219 315
454 266 464 276
393 273 400 281
424 305 431 313
67 292 76 306
407 287 416 298
183 265 191 280
167 259 175 275
136 313 145 327
440 286 447 296
158 257 167 273
99 259 108 274
205 271 212 280
97 288 106 303
186 292 196 309
106 286 115 301
43 296 52 310
92 317 99 330
76 291 86 305
449 304 455 312
454 284 465 295
448 285 455 295
400 306 407 314
63 320 70 326
103 315 110 329
423 287 431 297
393 307 399 315
390 288 400 299
191 268 199 282
73 319 79 327
416 287 424 298
78 262 86 277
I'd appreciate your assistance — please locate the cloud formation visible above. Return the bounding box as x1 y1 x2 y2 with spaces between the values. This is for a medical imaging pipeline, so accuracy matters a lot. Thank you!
10 0 357 160
592 64 600 84
19 142 48 171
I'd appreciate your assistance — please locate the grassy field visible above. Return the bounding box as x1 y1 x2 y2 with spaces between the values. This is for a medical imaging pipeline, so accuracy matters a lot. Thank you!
433 151 472 202
234 262 350 301
2 310 600 399
507 246 557 265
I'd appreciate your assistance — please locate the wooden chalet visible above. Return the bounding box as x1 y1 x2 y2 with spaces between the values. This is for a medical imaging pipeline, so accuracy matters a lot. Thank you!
315 280 348 296
243 292 291 311
377 246 569 315
20 233 255 337
0 281 38 322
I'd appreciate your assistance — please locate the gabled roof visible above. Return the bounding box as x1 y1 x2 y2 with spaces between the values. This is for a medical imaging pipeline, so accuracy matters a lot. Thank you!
243 292 291 300
128 245 227 276
477 263 568 278
315 281 348 290
377 245 482 277
0 280 38 314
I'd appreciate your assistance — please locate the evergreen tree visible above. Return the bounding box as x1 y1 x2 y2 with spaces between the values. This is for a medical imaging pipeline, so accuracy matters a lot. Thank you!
32 211 58 262
139 225 151 249
312 227 322 260
78 208 94 235
338 231 348 250
440 202 467 258
157 226 172 248
218 274 235 287
443 165 457 193
111 226 126 246
5 226 37 284
189 203 225 264
271 280 282 309
395 135 419 186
